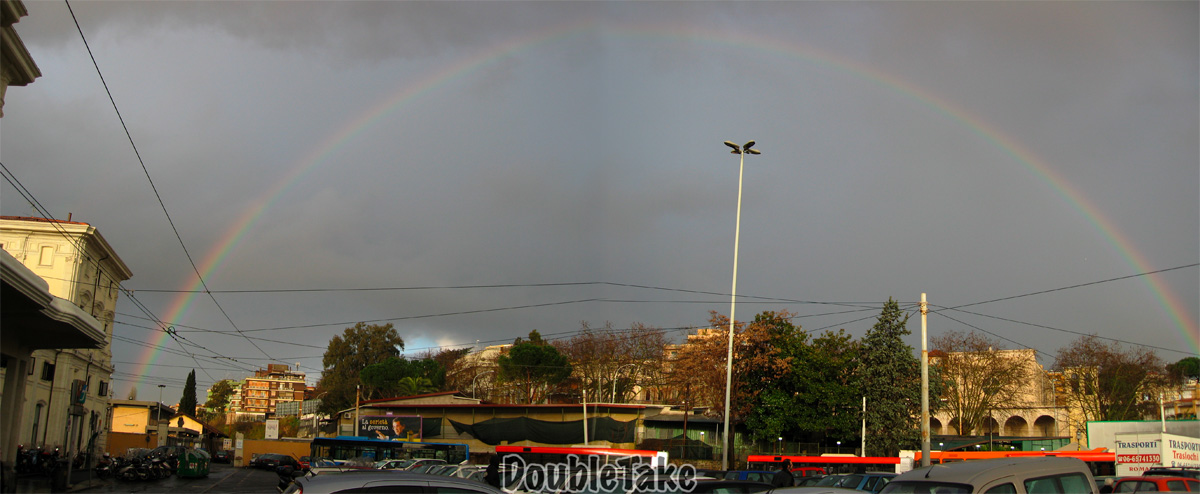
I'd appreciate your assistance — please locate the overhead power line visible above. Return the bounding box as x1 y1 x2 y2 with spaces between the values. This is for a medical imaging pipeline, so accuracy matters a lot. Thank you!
63 0 272 362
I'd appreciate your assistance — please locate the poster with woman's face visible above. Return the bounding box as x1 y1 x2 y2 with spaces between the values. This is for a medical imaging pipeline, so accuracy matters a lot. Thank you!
359 415 422 441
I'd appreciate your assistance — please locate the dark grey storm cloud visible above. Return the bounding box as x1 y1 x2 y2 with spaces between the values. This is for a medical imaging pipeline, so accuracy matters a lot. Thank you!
2 1 1195 400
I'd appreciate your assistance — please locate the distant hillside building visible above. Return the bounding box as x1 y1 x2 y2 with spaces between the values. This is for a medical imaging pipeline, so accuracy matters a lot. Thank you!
226 364 306 423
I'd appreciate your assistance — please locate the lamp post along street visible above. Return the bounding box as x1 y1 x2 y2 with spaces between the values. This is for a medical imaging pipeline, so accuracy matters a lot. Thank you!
612 363 636 403
720 140 759 471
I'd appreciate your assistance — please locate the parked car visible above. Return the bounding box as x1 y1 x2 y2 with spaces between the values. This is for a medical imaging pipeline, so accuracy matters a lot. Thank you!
407 459 449 472
1145 468 1200 480
375 459 413 470
646 479 774 494
695 469 728 480
794 476 828 487
251 453 302 470
822 472 895 493
282 471 506 494
879 457 1098 494
210 450 231 463
792 468 828 478
814 476 848 487
1112 476 1199 492
448 464 487 478
727 471 784 483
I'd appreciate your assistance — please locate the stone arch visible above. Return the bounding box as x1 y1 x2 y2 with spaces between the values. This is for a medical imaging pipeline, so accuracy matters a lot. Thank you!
1034 415 1058 436
930 417 943 435
980 416 1000 435
1004 415 1030 436
947 417 963 435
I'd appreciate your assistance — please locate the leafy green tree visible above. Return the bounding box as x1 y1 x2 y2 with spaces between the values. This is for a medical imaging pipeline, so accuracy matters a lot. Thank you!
361 357 448 398
204 379 235 412
497 330 572 403
178 370 197 416
317 322 405 415
396 376 438 396
859 298 922 456
739 311 805 442
790 329 863 442
1168 357 1200 382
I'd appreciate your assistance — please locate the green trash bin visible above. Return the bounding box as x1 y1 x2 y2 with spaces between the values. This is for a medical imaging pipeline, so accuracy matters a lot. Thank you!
176 449 211 478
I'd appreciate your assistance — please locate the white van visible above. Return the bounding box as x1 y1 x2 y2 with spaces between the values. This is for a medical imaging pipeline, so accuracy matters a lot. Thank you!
878 457 1098 494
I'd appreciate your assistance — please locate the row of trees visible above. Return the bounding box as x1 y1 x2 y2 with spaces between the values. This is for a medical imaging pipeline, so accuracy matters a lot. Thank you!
270 301 1192 456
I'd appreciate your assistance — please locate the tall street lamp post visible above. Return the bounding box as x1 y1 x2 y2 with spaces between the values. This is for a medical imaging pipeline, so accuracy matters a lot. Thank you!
720 140 759 470
612 363 637 403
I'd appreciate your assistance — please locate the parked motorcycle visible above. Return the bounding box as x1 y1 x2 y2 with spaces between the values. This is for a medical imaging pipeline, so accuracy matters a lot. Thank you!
14 445 34 474
93 453 113 479
149 456 169 479
38 447 60 476
118 454 150 481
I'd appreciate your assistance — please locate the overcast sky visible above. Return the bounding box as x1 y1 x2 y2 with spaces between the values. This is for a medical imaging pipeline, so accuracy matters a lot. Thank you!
2 1 1196 403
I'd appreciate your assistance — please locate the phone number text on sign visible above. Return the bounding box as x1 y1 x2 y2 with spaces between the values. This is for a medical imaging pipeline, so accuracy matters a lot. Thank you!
1117 454 1161 464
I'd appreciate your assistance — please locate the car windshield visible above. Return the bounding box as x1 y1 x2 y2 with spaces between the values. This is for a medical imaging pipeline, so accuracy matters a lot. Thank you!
879 481 973 494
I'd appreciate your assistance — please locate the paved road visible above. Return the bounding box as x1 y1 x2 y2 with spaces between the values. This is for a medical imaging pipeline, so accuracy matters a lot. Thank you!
84 463 282 493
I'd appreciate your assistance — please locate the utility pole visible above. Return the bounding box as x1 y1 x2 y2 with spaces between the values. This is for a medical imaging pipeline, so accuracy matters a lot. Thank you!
920 293 931 467
861 396 866 456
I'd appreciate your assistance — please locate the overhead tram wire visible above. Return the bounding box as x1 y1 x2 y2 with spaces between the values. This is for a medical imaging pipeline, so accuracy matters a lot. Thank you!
934 263 1198 311
120 262 1200 358
64 0 273 363
932 305 1191 356
3 162 224 381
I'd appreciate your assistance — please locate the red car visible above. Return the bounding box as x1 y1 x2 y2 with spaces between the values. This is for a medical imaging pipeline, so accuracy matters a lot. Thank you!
1113 476 1199 492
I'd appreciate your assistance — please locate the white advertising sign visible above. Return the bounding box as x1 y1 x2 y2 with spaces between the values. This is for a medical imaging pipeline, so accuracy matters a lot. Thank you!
265 419 280 440
1115 433 1161 476
223 438 233 450
1163 433 1200 469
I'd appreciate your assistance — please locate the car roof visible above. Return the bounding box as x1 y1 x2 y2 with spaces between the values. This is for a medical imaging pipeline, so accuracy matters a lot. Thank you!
297 471 504 491
892 457 1089 484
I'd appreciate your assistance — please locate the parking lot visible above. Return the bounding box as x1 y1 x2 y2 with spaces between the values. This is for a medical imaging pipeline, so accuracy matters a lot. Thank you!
14 462 283 493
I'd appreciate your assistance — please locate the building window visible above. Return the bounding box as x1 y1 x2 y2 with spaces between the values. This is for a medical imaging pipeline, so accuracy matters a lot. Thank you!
41 361 55 381
98 380 108 397
31 403 43 446
39 245 55 266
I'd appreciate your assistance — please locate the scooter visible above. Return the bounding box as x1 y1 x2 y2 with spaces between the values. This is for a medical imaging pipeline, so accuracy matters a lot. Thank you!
118 455 150 481
94 453 113 479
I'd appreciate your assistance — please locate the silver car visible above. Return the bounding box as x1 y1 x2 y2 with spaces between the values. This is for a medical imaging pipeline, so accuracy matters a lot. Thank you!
283 471 505 494
879 457 1098 494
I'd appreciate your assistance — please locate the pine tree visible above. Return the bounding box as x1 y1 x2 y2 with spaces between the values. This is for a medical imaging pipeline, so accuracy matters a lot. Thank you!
179 370 198 416
859 298 921 456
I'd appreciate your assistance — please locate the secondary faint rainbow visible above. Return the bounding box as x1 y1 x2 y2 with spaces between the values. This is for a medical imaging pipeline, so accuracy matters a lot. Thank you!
129 20 1197 385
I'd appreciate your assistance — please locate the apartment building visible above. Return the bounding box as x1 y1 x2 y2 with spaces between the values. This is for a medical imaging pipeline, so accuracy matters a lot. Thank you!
227 364 306 422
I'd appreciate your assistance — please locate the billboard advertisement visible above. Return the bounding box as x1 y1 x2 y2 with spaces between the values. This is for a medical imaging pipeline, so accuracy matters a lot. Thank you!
358 415 422 441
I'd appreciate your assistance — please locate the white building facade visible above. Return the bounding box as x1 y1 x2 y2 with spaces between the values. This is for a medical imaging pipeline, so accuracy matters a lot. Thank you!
0 216 132 455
